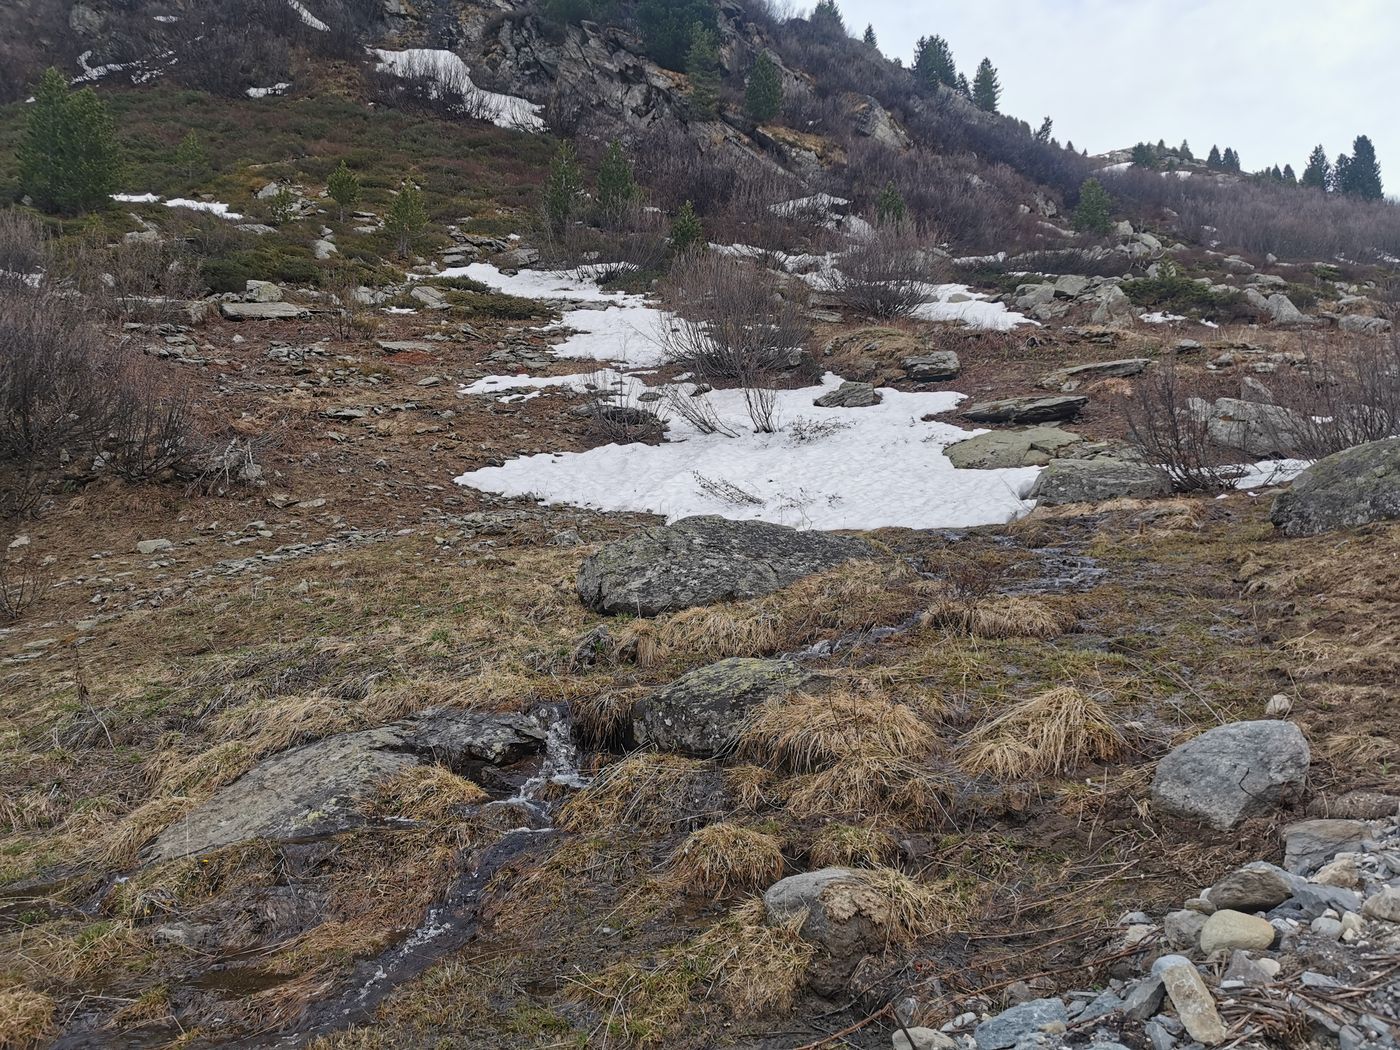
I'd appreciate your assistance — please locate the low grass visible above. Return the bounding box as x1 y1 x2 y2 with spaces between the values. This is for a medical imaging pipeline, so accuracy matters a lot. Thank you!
695 898 814 1018
740 687 938 774
960 687 1127 780
558 754 719 833
664 823 784 897
807 821 899 869
0 987 56 1050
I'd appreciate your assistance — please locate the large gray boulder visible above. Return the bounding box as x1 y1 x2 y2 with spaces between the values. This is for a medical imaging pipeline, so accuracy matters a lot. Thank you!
945 426 1084 469
814 381 881 408
1194 396 1309 456
1270 438 1400 537
902 352 962 381
961 395 1088 425
632 658 813 756
146 710 545 861
1151 720 1310 830
974 998 1069 1050
1029 458 1170 506
577 516 874 617
219 301 309 321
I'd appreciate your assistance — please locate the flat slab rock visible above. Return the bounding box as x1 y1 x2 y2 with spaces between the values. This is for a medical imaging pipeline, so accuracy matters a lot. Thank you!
944 426 1083 470
1038 358 1152 392
961 395 1088 425
577 515 875 617
1029 458 1169 506
1151 719 1309 830
146 710 545 862
219 301 309 321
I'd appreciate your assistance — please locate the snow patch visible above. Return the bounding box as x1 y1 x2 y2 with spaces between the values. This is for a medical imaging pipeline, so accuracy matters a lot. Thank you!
113 193 244 220
286 0 328 31
372 49 543 132
247 83 293 99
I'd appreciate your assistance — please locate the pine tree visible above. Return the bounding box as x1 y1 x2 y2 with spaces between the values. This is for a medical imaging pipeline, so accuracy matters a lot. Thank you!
811 0 845 33
174 130 207 183
1179 140 1194 162
685 23 721 120
1034 116 1053 144
595 140 637 228
634 0 714 70
971 59 1000 112
1270 164 1284 181
1066 140 1075 154
1131 142 1155 168
543 142 583 234
19 68 123 215
327 161 361 222
874 181 907 225
1282 164 1297 185
862 23 877 47
1340 134 1383 200
744 51 783 123
1206 145 1222 169
1072 177 1113 236
1221 147 1241 173
913 35 957 90
385 182 428 258
670 200 704 255
955 73 971 99
1333 153 1351 193
1300 145 1331 190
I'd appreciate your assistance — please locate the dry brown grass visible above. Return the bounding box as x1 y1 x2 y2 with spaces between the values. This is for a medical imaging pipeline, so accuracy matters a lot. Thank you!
665 823 785 897
697 898 815 1018
614 561 916 667
99 796 197 869
0 987 56 1050
920 594 1075 640
558 754 717 832
1323 732 1400 767
572 688 644 748
960 687 1126 780
785 754 956 825
740 688 938 774
808 822 898 869
725 764 777 812
371 765 489 822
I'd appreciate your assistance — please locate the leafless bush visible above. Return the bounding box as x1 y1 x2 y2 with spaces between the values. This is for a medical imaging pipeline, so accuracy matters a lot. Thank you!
659 253 810 384
68 236 207 325
166 0 298 96
1262 334 1400 458
0 211 47 288
371 52 496 122
541 204 669 282
183 432 279 495
0 553 51 621
662 386 739 437
1121 361 1238 492
820 226 948 319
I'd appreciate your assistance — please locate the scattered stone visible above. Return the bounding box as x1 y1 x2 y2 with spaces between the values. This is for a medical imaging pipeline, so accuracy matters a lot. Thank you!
944 426 1083 469
1307 792 1400 820
1264 693 1293 717
1191 396 1309 456
1208 862 1297 912
892 1028 955 1050
902 352 962 381
1151 720 1309 830
1224 951 1277 985
1122 977 1166 1020
1338 314 1391 335
1271 438 1400 537
632 658 813 757
1164 909 1207 951
1362 887 1400 923
1313 856 1362 889
814 381 881 408
1038 358 1152 392
1199 910 1276 954
245 279 284 302
1153 956 1227 1045
577 516 875 617
1284 819 1369 875
313 238 338 260
136 538 174 555
961 395 1088 425
1029 458 1169 506
973 998 1068 1050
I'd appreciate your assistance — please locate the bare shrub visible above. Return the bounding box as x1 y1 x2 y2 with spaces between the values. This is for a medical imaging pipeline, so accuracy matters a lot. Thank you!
820 226 948 319
0 211 48 288
659 253 810 384
662 385 739 437
166 0 298 97
183 432 279 495
0 553 52 621
580 376 665 445
541 204 670 283
1121 361 1238 492
1263 333 1400 459
68 236 207 325
371 52 494 123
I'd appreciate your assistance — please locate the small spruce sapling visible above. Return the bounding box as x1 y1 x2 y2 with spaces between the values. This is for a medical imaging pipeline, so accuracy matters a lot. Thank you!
744 51 783 123
1072 178 1113 236
385 182 428 258
327 161 361 222
670 201 704 255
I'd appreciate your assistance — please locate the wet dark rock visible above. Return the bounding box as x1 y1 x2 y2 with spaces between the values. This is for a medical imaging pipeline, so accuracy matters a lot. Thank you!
633 658 813 757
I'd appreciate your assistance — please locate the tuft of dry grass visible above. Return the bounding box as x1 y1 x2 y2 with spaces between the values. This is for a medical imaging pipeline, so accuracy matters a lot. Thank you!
960 687 1126 780
613 561 917 668
697 898 815 1018
99 796 197 869
1323 732 1400 767
558 754 717 832
665 823 785 897
571 688 644 749
808 822 898 869
785 754 956 825
0 987 56 1050
921 594 1075 640
371 765 489 822
725 765 777 812
740 688 938 774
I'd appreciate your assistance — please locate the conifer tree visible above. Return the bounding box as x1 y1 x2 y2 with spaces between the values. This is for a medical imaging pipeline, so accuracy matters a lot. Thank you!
1300 145 1331 190
1270 164 1284 181
543 142 583 234
913 35 957 90
744 51 783 123
1282 164 1297 185
1072 178 1113 236
955 73 971 98
174 131 207 183
19 68 123 214
1333 153 1351 192
811 0 845 33
862 23 877 46
327 161 360 222
1066 140 1075 154
596 140 636 228
971 59 1000 113
1221 147 1241 172
385 182 428 258
1178 140 1193 162
1340 135 1383 200
669 200 704 255
1206 145 1223 169
1131 142 1155 168
1034 117 1053 144
874 181 907 225
685 23 721 120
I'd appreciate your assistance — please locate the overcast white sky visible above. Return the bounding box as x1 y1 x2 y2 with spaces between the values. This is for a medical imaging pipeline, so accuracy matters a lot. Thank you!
838 0 1399 185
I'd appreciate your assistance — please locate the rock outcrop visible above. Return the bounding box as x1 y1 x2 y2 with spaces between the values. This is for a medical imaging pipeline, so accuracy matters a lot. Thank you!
632 658 813 756
1270 438 1400 537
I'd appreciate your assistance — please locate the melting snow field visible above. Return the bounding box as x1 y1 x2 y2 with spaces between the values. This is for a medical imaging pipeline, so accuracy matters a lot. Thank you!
452 264 1042 529
113 193 245 220
372 49 544 131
